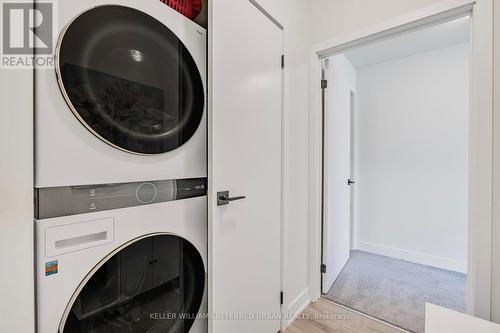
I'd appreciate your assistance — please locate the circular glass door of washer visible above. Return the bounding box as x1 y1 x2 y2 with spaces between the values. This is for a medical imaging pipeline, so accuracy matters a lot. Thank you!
61 235 206 333
57 5 205 155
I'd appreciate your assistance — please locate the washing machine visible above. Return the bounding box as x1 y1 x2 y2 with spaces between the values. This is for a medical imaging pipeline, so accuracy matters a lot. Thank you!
36 178 208 333
35 0 207 188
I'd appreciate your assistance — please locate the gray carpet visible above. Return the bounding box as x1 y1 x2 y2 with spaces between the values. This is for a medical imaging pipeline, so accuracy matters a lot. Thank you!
325 250 466 333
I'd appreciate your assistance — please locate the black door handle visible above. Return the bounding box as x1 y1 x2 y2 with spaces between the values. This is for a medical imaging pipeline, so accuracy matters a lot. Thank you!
348 179 356 185
217 191 246 206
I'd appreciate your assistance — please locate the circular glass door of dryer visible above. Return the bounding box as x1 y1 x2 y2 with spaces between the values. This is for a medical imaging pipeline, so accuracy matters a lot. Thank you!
57 5 205 155
61 235 206 333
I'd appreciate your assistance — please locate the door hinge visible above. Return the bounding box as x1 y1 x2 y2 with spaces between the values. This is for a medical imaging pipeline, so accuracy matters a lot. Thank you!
280 291 284 305
321 79 328 89
281 55 285 69
321 264 327 273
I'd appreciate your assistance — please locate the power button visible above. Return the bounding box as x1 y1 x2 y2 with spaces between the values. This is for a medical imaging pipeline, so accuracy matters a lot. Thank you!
136 182 158 204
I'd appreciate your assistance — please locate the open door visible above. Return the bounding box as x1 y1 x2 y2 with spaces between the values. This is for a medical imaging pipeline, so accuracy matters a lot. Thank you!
209 0 283 332
321 56 355 294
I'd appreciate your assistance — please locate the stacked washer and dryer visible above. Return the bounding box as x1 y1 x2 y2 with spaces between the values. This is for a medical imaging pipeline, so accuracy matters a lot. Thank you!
35 1 207 332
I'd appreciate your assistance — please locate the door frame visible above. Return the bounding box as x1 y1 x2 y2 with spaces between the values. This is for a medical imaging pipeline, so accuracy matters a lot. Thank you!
308 0 494 320
207 1 286 332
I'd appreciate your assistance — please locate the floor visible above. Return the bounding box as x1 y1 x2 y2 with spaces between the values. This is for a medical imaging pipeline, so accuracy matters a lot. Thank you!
324 251 467 333
286 298 406 333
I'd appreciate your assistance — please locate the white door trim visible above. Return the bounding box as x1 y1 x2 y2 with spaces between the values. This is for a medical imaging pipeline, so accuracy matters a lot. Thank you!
308 0 494 321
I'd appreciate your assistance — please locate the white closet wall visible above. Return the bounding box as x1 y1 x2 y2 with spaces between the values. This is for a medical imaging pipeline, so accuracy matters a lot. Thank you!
0 70 35 331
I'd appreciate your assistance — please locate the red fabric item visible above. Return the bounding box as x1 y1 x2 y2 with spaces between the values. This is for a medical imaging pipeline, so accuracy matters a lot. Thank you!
160 0 203 20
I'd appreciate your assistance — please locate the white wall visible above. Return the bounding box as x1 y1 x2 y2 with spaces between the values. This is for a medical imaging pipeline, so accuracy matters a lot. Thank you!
492 0 500 323
255 0 312 327
0 70 35 332
309 0 442 45
343 16 470 68
355 43 470 273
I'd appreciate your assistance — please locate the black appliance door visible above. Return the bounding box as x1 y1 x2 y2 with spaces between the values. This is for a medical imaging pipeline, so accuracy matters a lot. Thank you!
57 5 205 155
62 235 205 333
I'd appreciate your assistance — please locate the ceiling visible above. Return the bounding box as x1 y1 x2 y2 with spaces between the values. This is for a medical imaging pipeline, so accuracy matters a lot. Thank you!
343 16 470 69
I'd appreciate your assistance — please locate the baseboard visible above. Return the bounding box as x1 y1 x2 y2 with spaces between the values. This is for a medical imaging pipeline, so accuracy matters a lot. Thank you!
284 287 310 329
357 241 467 273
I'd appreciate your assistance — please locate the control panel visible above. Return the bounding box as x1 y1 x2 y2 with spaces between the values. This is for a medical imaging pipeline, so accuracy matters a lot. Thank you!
35 178 207 219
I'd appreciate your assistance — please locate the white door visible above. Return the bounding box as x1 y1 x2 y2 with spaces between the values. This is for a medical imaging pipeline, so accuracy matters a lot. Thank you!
349 90 357 250
322 56 355 294
209 0 283 332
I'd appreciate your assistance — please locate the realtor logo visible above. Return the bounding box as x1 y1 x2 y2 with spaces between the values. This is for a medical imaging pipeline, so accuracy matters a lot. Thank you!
1 0 56 68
